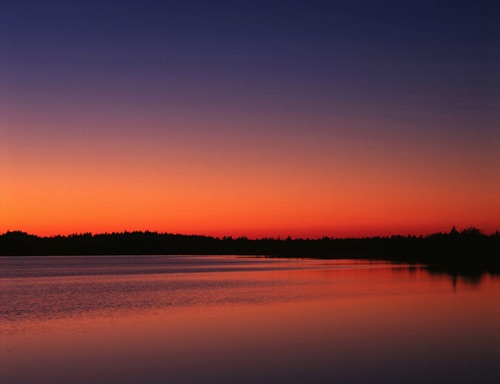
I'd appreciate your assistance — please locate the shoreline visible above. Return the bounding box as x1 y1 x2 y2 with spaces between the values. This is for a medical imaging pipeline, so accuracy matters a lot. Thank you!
2 229 499 277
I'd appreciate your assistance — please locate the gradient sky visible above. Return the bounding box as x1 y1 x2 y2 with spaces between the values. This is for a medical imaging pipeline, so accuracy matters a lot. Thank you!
1 0 499 238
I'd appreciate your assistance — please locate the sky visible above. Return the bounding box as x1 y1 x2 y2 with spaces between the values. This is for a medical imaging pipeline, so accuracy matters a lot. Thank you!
1 0 499 238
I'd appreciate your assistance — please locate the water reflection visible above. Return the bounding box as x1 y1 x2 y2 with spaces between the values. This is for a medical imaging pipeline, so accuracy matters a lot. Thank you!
1 256 499 384
425 265 498 288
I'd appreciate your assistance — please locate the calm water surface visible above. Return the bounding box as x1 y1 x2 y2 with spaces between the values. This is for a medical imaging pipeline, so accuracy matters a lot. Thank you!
1 255 499 383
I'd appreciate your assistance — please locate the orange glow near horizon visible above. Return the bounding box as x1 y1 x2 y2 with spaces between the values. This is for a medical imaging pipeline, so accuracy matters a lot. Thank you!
1 116 499 238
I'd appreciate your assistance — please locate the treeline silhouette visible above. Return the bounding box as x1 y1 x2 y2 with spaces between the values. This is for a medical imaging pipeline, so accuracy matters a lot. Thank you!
1 227 499 276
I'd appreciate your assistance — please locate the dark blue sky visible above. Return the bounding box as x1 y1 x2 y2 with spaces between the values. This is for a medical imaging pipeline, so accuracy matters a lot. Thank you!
3 0 498 106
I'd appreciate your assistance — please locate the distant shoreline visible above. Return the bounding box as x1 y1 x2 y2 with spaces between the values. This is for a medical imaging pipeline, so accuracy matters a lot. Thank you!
1 228 499 277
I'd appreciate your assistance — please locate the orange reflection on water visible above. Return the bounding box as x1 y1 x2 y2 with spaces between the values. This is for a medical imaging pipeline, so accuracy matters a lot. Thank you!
1 257 499 384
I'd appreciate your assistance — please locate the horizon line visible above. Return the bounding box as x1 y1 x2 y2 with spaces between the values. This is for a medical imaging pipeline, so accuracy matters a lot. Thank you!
2 225 498 241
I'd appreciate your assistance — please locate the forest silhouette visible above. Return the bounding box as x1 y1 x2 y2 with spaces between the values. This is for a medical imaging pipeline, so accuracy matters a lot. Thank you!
1 227 499 278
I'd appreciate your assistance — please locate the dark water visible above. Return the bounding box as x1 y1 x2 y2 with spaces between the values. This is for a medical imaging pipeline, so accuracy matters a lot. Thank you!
1 255 499 383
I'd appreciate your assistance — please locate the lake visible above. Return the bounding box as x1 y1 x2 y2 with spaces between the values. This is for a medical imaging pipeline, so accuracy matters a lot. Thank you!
1 255 499 383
